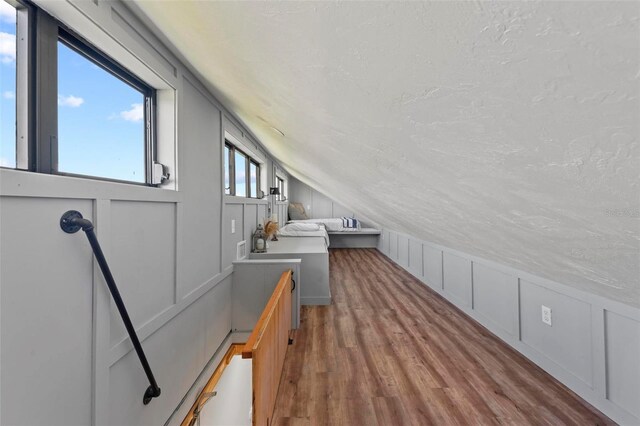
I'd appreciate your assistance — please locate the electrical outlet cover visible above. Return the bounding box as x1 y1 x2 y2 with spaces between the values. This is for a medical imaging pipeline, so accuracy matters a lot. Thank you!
237 240 246 260
541 305 552 326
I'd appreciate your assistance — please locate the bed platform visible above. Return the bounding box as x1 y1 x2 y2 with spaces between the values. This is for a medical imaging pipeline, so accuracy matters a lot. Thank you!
327 228 381 248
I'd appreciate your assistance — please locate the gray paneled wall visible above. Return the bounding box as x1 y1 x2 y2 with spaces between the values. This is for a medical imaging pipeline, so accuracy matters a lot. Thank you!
378 229 640 425
289 176 358 221
0 0 289 425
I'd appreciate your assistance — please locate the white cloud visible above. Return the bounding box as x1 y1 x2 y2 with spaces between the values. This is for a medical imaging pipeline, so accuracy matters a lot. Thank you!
120 103 144 122
58 95 85 108
0 32 16 64
0 2 16 25
3 91 14 99
0 157 14 167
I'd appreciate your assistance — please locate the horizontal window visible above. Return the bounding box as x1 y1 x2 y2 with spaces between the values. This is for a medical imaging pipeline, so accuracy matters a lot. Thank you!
57 31 154 183
1 1 166 186
225 141 261 198
276 176 286 201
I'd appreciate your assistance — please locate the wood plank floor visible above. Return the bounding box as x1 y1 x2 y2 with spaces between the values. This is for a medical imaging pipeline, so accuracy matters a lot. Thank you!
272 248 613 426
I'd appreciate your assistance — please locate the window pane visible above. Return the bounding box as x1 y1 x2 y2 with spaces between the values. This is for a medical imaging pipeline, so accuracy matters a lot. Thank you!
235 151 246 197
278 177 284 201
58 41 145 182
0 1 17 168
224 145 230 194
249 162 257 198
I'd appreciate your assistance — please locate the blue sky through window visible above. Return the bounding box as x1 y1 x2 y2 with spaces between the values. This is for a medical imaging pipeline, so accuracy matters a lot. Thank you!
235 150 246 196
0 1 16 168
0 0 147 182
58 42 145 182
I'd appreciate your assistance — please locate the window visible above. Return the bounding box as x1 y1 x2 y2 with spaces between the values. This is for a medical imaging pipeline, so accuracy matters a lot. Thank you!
224 141 261 198
0 2 162 185
276 176 285 201
57 32 154 183
0 1 17 168
224 144 231 194
249 162 258 198
234 149 246 196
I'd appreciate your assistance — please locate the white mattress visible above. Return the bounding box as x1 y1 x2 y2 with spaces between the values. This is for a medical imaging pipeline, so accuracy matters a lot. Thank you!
289 218 360 232
278 224 330 247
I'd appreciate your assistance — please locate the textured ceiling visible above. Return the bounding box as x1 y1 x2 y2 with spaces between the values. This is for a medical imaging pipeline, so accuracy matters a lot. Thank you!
131 1 639 306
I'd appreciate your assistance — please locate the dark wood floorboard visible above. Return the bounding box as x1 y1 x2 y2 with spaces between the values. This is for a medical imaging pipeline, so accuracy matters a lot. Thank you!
272 248 614 426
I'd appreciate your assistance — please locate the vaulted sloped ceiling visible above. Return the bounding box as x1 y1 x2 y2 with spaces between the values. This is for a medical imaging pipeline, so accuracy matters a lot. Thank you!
131 1 639 306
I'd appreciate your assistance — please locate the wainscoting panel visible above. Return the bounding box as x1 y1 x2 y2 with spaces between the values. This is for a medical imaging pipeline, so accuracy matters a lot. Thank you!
244 203 258 244
204 277 233 358
423 245 443 290
378 229 390 254
472 263 519 338
442 252 472 307
397 234 410 268
0 197 94 426
109 201 177 347
408 238 423 277
520 280 593 387
223 203 244 270
108 284 214 426
379 228 640 425
258 204 268 225
389 232 398 260
604 310 640 418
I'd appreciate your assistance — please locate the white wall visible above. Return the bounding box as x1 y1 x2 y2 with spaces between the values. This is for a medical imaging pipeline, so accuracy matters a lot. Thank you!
132 2 639 308
0 1 287 425
378 229 640 425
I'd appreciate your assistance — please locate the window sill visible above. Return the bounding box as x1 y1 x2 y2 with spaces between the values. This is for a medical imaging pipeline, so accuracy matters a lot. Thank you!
0 168 182 202
224 195 269 205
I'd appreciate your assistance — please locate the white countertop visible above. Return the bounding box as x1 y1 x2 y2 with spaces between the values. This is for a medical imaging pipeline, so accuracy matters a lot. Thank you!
253 236 328 255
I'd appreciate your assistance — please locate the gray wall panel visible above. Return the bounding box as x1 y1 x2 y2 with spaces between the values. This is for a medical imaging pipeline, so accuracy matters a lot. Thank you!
520 280 593 386
398 234 410 269
244 204 258 244
442 252 472 306
378 230 390 254
409 239 423 277
108 289 206 426
423 245 443 290
222 204 244 269
389 232 398 260
473 263 519 337
257 204 268 225
332 202 353 218
605 311 640 418
178 78 222 298
289 179 312 210
311 190 332 218
204 278 232 357
109 201 176 346
0 198 94 426
288 177 375 227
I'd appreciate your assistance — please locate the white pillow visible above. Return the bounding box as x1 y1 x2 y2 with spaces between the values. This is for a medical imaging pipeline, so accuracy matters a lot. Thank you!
283 223 320 232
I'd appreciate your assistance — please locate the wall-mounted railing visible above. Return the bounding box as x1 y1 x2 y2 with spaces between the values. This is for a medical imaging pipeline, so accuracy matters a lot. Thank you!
60 210 162 405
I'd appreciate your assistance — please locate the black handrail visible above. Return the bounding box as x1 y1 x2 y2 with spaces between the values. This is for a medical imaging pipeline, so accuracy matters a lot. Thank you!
60 210 161 405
